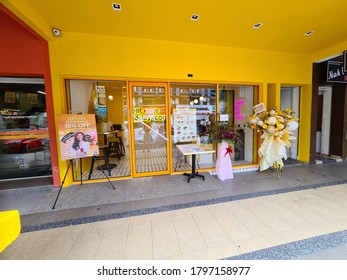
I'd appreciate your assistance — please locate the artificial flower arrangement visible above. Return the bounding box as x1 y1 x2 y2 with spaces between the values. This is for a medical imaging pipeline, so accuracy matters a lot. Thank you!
248 107 299 136
248 106 299 172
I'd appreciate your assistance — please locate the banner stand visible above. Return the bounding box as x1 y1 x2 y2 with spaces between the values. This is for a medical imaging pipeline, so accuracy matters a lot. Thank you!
52 159 73 210
79 158 83 185
52 156 116 210
53 113 116 210
91 156 116 190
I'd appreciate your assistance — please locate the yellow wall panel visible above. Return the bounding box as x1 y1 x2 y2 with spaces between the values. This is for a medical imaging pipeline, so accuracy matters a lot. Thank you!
48 33 313 83
297 85 312 162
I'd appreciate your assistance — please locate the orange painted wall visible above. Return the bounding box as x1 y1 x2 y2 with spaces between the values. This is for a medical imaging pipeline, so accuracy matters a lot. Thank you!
0 4 60 186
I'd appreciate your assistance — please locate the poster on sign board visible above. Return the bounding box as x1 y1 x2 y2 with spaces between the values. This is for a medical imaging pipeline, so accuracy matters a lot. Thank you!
58 114 99 160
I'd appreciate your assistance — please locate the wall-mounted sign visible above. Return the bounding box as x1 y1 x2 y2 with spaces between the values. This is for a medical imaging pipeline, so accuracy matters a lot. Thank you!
27 93 38 105
4 92 16 103
326 61 347 83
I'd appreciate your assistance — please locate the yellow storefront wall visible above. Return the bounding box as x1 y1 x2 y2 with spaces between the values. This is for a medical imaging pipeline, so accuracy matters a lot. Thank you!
47 32 314 186
3 0 347 188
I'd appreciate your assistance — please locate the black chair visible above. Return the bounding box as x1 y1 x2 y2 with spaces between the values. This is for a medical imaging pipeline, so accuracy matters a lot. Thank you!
112 124 122 131
108 141 124 161
88 146 116 179
111 124 125 156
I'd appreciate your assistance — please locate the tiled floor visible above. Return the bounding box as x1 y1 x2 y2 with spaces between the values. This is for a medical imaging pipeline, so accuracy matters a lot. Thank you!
83 146 247 180
1 161 347 260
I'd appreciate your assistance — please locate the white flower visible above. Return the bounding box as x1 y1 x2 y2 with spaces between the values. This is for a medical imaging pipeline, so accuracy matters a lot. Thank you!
257 120 263 126
287 121 299 130
267 116 277 125
270 110 276 116
265 125 276 135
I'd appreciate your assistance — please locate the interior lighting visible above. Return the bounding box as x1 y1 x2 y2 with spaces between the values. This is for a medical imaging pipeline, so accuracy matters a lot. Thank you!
252 23 262 29
112 3 122 11
304 31 315 36
191 14 200 21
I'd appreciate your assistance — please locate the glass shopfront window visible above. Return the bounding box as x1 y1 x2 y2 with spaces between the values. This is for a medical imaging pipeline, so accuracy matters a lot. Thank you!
170 83 217 171
0 78 51 181
66 80 130 181
218 84 257 165
65 80 259 182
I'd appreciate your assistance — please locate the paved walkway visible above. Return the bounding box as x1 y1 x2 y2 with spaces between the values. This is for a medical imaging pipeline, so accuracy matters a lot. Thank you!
1 161 347 259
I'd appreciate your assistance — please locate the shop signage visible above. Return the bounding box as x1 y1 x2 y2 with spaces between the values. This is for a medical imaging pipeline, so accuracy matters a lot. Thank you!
326 61 347 83
344 50 347 73
133 106 166 122
235 99 246 120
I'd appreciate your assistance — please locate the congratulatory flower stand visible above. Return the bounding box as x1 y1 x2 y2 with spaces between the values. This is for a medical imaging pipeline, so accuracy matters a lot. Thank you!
209 122 240 181
248 105 299 179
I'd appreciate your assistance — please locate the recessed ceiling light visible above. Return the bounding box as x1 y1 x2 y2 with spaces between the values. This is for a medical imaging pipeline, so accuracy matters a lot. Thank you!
112 3 122 11
253 23 263 29
304 31 315 36
191 14 200 21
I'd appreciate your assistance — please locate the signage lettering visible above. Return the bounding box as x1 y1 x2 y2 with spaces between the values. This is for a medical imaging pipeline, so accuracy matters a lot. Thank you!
328 68 341 79
326 61 347 83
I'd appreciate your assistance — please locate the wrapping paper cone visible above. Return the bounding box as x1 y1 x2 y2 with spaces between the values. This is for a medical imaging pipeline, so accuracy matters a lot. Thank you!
216 141 234 181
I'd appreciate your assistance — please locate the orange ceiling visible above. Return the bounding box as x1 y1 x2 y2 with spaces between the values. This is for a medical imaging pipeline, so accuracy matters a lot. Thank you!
4 0 347 55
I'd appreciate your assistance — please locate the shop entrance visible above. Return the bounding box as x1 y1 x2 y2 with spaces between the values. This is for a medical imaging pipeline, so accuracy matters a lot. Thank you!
129 82 170 177
280 86 300 160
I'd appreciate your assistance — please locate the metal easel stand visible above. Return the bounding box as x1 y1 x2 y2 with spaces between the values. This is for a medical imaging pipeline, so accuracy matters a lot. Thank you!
92 156 116 190
273 160 282 180
52 159 73 210
52 156 115 210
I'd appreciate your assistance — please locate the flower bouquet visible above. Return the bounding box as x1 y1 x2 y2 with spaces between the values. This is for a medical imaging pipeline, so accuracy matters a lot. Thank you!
248 106 299 172
209 121 240 181
209 122 240 145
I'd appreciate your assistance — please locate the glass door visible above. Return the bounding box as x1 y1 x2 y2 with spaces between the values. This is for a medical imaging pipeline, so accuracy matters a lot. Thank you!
129 82 169 177
218 84 256 165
